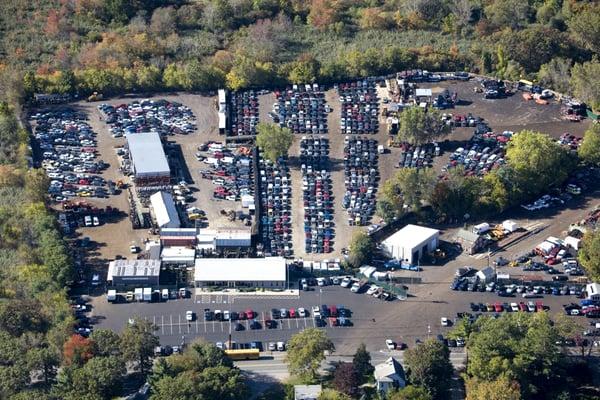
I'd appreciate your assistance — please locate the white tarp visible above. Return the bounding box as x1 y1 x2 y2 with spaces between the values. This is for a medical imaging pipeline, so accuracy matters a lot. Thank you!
564 236 581 250
502 220 519 232
536 241 556 255
150 191 181 228
476 267 495 283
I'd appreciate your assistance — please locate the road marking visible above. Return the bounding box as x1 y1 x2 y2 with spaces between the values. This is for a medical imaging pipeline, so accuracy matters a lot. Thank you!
170 315 173 335
296 318 299 329
195 319 198 333
161 315 164 334
287 319 291 329
153 315 156 328
212 320 215 332
178 314 181 334
204 320 207 333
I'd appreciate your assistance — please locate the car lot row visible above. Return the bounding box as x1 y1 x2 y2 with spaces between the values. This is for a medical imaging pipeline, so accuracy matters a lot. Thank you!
336 79 379 134
343 137 378 226
273 84 330 134
228 90 259 136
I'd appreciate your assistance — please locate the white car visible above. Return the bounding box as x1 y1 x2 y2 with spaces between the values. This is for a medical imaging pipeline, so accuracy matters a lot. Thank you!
385 339 396 350
511 303 519 312
186 311 194 322
441 317 449 327
366 285 380 296
216 342 224 350
223 310 230 321
84 215 92 227
298 307 307 318
340 277 352 288
277 341 286 351
93 216 100 226
317 277 327 286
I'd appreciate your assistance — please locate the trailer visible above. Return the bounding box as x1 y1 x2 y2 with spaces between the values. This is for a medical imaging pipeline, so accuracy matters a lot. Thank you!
107 289 117 302
134 288 143 301
143 287 152 302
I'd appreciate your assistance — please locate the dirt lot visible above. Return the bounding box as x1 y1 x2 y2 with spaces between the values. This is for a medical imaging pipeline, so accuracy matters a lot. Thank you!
50 79 593 271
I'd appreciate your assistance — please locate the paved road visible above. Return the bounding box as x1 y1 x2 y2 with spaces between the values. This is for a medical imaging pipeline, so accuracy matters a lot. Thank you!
235 349 468 382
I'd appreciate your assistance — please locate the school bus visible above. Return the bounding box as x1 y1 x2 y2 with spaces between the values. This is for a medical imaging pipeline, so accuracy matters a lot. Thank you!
224 349 260 361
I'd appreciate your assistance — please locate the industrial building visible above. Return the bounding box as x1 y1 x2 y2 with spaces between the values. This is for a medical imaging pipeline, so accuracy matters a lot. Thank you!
150 191 181 229
194 257 286 288
197 228 252 251
160 228 197 247
126 132 170 186
161 246 196 266
381 224 439 265
107 259 161 287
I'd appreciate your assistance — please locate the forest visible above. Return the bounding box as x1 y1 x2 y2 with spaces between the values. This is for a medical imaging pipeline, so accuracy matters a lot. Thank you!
0 0 598 110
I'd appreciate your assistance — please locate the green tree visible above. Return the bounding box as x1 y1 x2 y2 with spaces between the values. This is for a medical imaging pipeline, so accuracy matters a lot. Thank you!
484 0 530 29
24 169 48 203
466 313 562 398
579 124 600 166
505 130 575 201
318 389 352 400
538 58 572 94
55 70 76 95
398 107 449 146
90 329 121 357
578 230 600 282
25 346 59 384
567 5 600 54
382 168 436 213
465 375 521 400
288 56 320 84
0 299 48 336
570 59 600 112
22 71 37 99
54 356 126 400
429 168 481 220
348 232 375 268
121 318 159 375
332 362 359 397
404 339 453 399
388 386 433 400
255 122 293 162
376 198 401 224
352 343 374 383
286 328 334 381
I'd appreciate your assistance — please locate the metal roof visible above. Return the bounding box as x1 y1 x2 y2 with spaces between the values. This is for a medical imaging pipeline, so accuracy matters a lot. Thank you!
383 224 439 250
194 257 286 282
126 132 170 177
150 191 181 228
107 259 161 280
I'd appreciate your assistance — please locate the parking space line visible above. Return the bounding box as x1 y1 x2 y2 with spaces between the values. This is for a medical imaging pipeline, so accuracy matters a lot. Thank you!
311 317 316 328
204 320 207 333
296 318 299 329
212 321 215 332
220 322 224 332
161 315 164 334
195 319 198 333
178 315 181 334
287 319 291 329
170 315 173 335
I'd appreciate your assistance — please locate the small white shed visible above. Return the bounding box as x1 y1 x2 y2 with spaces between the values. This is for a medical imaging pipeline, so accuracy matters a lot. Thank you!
476 266 495 283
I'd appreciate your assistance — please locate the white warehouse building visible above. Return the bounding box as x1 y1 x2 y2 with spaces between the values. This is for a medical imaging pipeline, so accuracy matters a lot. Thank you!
126 132 170 186
107 259 161 287
194 257 286 289
381 224 440 265
150 191 181 229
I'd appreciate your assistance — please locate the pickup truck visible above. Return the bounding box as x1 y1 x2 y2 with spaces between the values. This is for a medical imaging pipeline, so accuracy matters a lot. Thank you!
351 279 367 293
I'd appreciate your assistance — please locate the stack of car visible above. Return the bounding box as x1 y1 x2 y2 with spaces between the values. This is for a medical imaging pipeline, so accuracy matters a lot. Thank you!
446 139 507 177
343 137 378 226
337 80 378 134
398 142 439 169
272 84 328 134
198 143 254 204
258 156 292 257
32 110 108 202
98 99 196 137
301 137 334 253
229 91 259 136
557 133 582 150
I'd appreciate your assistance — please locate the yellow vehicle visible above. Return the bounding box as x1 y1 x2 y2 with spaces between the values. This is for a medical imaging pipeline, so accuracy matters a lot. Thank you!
87 91 104 102
224 349 259 361
188 213 206 221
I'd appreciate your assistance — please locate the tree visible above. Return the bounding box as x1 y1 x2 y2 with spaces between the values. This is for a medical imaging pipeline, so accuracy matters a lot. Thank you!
150 7 177 36
255 123 293 163
26 346 59 384
332 362 359 397
465 375 521 400
567 5 600 54
570 59 600 112
376 198 401 224
348 232 375 268
352 343 374 383
286 328 334 381
484 0 530 29
579 124 600 166
388 386 433 400
578 230 600 282
404 339 453 399
538 58 572 94
91 329 121 357
428 169 481 220
121 318 159 375
288 55 320 84
62 334 95 367
381 168 436 213
54 355 126 400
318 389 352 400
398 107 449 145
0 299 48 336
55 70 76 95
24 169 49 203
505 130 575 201
466 313 562 398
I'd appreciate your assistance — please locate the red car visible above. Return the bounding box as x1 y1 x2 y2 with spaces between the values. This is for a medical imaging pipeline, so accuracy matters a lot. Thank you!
494 302 503 313
519 302 528 312
328 305 338 317
535 301 544 312
245 309 254 319
289 308 296 318
329 317 338 326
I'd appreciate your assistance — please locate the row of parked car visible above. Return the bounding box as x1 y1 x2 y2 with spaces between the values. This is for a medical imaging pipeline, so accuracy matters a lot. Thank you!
343 137 378 226
301 138 334 253
229 91 259 136
258 156 292 257
445 137 508 177
470 300 545 313
71 297 93 338
32 110 109 202
272 84 330 134
98 99 196 137
563 300 600 318
336 80 379 134
199 143 254 203
399 141 440 170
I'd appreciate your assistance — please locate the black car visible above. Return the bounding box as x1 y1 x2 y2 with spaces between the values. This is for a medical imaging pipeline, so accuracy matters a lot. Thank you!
470 303 480 312
234 323 244 331
204 309 213 321
553 275 568 281
249 320 261 330
271 308 281 319
314 317 326 327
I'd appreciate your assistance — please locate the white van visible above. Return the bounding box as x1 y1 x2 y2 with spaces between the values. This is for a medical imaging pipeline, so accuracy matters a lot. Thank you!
84 215 92 227
161 289 169 301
